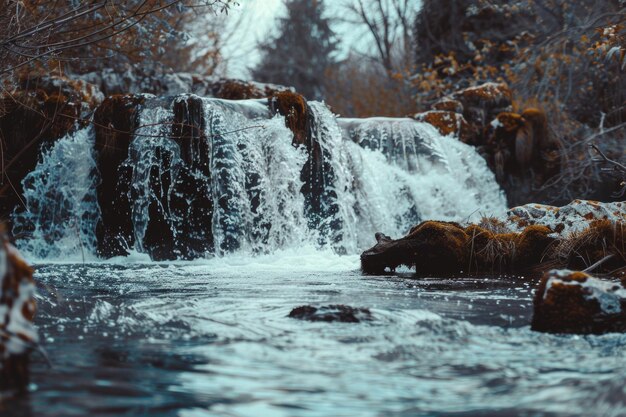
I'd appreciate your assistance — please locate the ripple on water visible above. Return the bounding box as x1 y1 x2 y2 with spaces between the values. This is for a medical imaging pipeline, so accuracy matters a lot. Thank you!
10 257 626 417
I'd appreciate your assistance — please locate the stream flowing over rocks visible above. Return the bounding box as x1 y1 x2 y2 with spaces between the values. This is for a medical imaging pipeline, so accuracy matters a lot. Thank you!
9 91 506 261
2 76 626 417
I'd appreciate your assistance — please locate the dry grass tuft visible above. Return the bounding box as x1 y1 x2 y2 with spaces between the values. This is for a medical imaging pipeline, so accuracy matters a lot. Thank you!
555 220 626 272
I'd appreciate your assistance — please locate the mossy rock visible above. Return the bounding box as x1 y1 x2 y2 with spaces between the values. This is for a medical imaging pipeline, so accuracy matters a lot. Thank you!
532 269 626 334
271 91 309 146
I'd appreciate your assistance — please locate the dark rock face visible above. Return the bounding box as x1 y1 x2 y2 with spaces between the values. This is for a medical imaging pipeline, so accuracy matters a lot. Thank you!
271 92 341 247
93 94 145 258
289 305 373 323
532 270 626 334
413 83 514 146
452 82 513 130
169 96 214 258
94 94 216 260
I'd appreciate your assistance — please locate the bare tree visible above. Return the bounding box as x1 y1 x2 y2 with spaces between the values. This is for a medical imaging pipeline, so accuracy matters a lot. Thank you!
0 0 234 80
343 0 417 74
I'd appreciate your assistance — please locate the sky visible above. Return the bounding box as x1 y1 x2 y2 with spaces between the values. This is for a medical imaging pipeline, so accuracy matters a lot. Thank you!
219 0 286 78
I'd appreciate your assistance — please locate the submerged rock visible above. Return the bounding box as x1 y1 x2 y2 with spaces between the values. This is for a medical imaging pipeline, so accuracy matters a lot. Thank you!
289 305 373 323
532 270 626 334
0 232 38 393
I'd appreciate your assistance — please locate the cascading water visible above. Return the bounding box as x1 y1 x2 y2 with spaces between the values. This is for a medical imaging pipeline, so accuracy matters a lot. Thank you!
13 126 100 260
126 105 181 253
339 117 507 246
12 96 507 260
202 98 310 255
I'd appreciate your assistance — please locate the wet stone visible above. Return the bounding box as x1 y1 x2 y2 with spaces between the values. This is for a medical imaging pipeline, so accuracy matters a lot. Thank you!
288 305 373 323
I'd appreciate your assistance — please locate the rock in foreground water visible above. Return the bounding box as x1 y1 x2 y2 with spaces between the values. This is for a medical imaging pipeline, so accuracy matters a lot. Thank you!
532 270 626 334
0 234 38 393
289 305 373 323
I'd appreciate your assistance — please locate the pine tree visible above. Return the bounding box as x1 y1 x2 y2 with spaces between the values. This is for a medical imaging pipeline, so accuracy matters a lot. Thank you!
252 0 337 100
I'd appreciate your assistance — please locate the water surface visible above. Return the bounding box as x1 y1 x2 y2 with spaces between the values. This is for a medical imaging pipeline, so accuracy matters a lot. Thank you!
7 251 626 417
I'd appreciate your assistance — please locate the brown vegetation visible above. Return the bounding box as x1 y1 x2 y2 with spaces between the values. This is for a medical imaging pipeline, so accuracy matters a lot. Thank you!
410 0 625 205
212 80 261 100
0 1 233 80
94 95 145 158
554 220 626 272
413 111 472 142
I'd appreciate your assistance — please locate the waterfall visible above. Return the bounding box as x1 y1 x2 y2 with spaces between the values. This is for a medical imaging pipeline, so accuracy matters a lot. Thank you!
13 126 100 259
202 98 310 255
12 96 507 260
339 117 507 247
126 106 181 253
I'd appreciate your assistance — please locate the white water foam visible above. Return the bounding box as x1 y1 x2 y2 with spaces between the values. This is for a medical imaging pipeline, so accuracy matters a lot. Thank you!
339 117 507 246
203 98 312 255
13 126 100 259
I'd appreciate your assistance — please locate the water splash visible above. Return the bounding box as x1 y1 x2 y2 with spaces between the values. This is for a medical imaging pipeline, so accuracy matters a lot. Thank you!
126 106 181 253
13 126 100 259
340 117 507 246
204 98 310 255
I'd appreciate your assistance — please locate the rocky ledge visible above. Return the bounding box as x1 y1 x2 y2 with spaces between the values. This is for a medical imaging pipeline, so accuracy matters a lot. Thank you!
361 200 625 276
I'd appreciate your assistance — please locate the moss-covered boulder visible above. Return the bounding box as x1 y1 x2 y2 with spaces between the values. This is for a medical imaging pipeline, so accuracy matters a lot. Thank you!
271 91 309 146
361 200 625 276
361 221 469 275
532 269 626 334
413 110 473 142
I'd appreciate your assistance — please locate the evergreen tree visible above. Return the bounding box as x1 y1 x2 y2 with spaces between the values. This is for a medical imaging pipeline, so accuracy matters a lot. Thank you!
252 0 337 100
